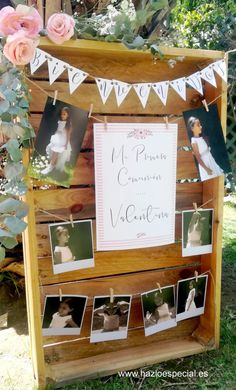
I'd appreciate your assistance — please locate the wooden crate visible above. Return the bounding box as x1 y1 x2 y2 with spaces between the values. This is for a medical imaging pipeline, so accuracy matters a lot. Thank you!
22 38 227 389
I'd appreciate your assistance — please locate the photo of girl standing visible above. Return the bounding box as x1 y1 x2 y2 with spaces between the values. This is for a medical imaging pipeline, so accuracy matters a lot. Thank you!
28 97 88 187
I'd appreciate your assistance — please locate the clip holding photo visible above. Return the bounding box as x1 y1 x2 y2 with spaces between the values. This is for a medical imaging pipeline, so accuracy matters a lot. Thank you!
156 282 162 294
202 99 209 112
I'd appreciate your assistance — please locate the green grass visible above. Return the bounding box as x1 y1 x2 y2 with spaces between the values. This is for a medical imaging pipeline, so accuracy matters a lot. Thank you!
49 203 236 390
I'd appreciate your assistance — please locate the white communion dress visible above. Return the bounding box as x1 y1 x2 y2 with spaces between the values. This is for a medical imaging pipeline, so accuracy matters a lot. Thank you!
186 227 202 248
46 120 72 171
54 246 74 263
155 303 171 323
191 137 223 181
49 312 72 328
185 288 196 311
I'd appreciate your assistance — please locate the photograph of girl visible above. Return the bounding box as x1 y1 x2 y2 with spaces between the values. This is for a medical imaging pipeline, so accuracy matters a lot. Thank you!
28 97 88 187
182 209 213 257
141 285 176 336
49 220 94 274
176 275 208 322
183 104 231 182
90 295 132 342
42 295 87 336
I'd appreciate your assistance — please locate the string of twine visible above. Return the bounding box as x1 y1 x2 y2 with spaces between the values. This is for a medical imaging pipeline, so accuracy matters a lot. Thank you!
42 268 216 347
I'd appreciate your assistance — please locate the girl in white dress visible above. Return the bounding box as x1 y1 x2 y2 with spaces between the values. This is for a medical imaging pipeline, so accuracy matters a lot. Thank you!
145 293 172 326
49 298 77 328
185 281 197 311
186 212 205 248
187 117 223 181
42 107 72 175
53 226 75 264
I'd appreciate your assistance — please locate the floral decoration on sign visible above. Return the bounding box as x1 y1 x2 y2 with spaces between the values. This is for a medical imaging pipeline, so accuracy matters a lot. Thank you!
127 128 153 139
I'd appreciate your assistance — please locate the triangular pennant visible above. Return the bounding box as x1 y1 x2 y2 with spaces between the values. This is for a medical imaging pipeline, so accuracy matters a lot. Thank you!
200 65 217 87
68 66 88 94
212 60 228 83
113 80 132 106
152 81 169 105
30 48 47 74
48 57 66 85
133 83 151 108
95 78 114 104
170 77 186 101
186 72 203 95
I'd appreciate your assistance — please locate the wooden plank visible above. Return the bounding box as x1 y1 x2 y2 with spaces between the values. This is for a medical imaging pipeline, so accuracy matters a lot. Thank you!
43 321 200 366
29 115 190 148
33 183 203 223
21 153 46 389
30 150 198 187
29 81 203 115
38 37 224 62
45 337 208 385
45 0 61 23
37 215 183 258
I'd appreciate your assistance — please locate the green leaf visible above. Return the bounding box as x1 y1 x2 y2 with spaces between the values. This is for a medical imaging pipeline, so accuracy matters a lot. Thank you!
4 89 17 102
0 237 18 249
122 35 145 49
0 100 10 114
0 197 24 214
0 246 5 261
4 139 22 162
1 122 17 139
4 162 24 180
150 0 168 11
13 124 25 137
4 216 27 234
0 228 14 238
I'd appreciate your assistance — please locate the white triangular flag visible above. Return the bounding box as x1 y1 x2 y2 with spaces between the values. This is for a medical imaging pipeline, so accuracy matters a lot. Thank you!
200 65 217 87
48 57 66 85
152 81 169 105
212 60 227 83
68 66 88 94
95 78 114 104
133 83 151 108
113 80 132 106
186 72 203 95
30 48 47 74
170 77 186 100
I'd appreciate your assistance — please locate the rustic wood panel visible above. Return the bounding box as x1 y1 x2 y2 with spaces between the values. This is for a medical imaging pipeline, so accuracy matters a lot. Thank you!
45 337 208 384
29 115 191 148
34 183 203 223
36 215 183 258
29 81 203 115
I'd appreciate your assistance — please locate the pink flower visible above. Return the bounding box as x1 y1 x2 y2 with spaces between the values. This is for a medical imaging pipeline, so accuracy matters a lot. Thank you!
46 13 75 44
3 31 39 65
0 5 43 37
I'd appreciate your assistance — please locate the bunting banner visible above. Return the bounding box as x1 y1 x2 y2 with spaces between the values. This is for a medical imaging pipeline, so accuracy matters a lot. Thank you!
30 48 228 107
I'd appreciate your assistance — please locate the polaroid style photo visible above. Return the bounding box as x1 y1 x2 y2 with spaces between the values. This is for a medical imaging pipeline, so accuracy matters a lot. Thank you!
28 96 88 187
183 104 231 182
90 295 132 343
182 209 213 257
176 275 208 322
49 220 94 274
42 295 87 336
141 285 176 336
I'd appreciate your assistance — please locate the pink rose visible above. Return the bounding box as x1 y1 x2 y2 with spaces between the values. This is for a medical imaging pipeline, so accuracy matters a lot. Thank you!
3 31 39 65
0 5 43 37
46 13 75 44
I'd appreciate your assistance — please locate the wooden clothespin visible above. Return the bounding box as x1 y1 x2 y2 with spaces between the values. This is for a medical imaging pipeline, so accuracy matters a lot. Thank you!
164 116 169 129
202 99 209 112
193 202 200 214
69 213 74 228
88 103 93 118
110 288 114 303
104 115 108 131
156 282 162 293
194 270 198 283
59 288 62 302
53 90 58 106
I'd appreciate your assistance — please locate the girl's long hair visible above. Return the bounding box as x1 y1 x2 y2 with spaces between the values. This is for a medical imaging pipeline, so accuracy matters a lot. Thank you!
187 116 209 146
60 107 72 132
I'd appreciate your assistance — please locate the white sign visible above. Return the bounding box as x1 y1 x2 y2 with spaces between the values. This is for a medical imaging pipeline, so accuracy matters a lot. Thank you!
94 123 178 251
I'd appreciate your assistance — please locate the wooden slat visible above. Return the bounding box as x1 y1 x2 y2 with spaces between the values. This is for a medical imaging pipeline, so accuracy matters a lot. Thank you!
29 115 191 148
34 183 202 223
29 81 203 115
45 337 209 385
37 215 183 258
45 0 61 23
